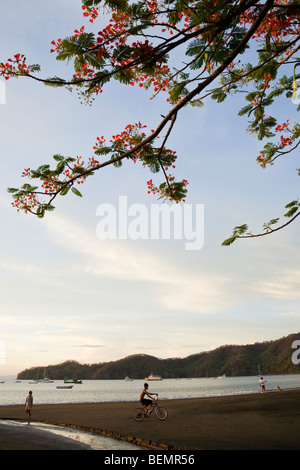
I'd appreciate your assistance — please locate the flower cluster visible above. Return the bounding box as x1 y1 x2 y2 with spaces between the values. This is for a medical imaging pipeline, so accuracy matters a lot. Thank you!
275 120 290 133
10 152 104 215
93 122 149 162
275 120 293 148
241 1 298 40
92 122 188 202
50 38 62 54
11 192 39 211
257 120 297 167
147 177 189 202
82 4 99 23
0 54 29 80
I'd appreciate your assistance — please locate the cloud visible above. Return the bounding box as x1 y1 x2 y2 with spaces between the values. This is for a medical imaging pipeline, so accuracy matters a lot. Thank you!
252 269 300 300
159 275 231 313
247 244 300 300
42 213 234 314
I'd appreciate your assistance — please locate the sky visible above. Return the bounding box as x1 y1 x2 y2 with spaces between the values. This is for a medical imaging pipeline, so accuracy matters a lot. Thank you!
0 1 299 377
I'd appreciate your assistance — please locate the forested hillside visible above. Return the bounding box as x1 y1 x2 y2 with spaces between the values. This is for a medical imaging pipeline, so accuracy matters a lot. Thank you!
17 333 300 380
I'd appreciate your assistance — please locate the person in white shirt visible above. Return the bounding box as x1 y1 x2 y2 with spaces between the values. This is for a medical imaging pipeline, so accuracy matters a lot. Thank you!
259 377 266 393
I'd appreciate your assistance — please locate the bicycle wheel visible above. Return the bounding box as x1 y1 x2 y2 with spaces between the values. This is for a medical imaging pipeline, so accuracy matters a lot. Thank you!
133 407 145 421
155 406 168 420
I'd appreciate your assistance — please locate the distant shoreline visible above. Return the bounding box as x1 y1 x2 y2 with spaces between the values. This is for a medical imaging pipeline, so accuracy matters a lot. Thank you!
1 389 300 450
14 333 300 381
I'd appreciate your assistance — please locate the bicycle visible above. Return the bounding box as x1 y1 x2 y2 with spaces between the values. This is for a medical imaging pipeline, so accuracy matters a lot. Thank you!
133 398 168 421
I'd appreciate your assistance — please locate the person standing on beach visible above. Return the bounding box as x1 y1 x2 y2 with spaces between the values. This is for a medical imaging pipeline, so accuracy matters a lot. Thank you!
259 377 266 393
139 383 158 415
25 391 33 424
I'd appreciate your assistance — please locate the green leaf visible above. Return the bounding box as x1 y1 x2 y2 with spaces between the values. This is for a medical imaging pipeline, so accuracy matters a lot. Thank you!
222 237 237 246
44 76 67 87
284 206 299 218
285 200 299 209
60 185 70 196
233 224 248 236
71 187 83 197
72 165 86 174
211 89 227 103
7 187 19 194
28 64 41 73
53 154 65 162
238 104 253 117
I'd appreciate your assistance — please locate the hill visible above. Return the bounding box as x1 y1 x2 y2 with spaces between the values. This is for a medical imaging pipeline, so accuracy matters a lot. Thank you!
17 333 300 380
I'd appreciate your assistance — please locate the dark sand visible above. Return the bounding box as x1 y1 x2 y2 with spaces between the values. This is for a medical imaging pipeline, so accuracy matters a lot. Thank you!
1 390 300 450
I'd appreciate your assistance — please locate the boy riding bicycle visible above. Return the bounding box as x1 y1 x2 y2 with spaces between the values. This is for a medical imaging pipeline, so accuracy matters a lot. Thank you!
139 383 158 415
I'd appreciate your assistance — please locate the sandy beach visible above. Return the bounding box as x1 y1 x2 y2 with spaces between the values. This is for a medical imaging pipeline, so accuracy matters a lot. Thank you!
0 390 300 450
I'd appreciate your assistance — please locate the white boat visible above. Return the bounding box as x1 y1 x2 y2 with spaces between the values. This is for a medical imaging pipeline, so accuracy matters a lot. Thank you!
124 376 134 381
217 374 226 379
56 385 73 389
36 368 54 383
145 373 162 381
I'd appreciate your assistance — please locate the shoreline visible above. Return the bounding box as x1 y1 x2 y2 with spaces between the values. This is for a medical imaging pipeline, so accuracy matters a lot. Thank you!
1 385 298 408
1 390 300 450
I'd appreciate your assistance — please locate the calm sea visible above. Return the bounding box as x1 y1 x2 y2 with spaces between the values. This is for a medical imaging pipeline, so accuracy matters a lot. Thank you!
0 375 300 406
1 375 299 450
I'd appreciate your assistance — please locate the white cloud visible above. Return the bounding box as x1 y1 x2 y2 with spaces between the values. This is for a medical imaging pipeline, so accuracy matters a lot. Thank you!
42 213 233 313
252 269 300 300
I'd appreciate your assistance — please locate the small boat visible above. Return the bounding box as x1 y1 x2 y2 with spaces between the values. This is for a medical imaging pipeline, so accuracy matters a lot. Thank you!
36 368 53 383
124 376 134 381
64 379 82 384
145 373 162 381
56 385 73 389
217 374 226 379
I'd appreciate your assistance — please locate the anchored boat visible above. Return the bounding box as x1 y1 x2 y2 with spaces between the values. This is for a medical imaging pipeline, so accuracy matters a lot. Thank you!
64 378 82 384
145 373 162 381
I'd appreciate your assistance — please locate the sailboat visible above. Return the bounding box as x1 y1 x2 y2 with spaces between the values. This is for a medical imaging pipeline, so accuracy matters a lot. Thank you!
36 368 54 383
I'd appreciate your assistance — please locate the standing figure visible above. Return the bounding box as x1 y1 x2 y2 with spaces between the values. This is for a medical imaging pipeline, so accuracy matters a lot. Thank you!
259 377 266 393
25 391 33 424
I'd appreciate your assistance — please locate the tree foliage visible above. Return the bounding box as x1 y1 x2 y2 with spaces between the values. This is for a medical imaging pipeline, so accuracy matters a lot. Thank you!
2 0 299 243
16 333 300 379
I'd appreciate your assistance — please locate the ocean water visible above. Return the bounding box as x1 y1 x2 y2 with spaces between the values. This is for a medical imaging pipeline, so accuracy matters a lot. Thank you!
1 375 299 450
0 374 299 406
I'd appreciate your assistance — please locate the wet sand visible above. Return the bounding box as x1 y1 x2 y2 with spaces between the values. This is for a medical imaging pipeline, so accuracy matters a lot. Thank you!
0 421 93 450
1 390 300 450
